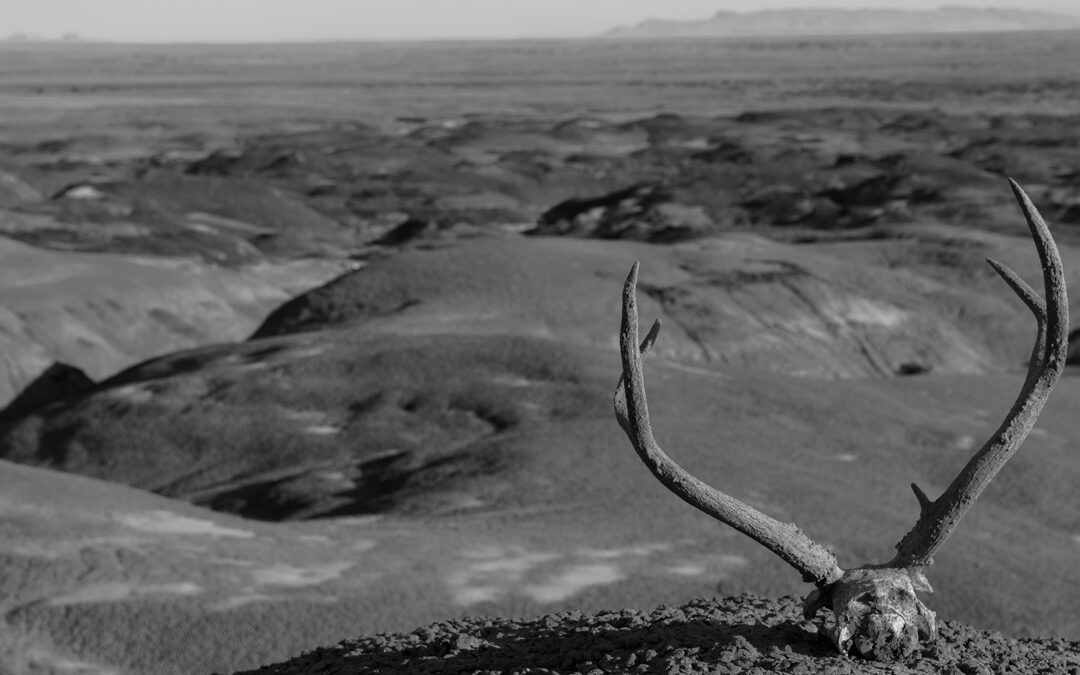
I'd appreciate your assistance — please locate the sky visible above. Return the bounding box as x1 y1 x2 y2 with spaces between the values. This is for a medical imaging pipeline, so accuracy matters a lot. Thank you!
4 0 1079 42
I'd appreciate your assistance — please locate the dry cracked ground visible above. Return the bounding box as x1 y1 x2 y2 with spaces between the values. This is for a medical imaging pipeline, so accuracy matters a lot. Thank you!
0 33 1078 675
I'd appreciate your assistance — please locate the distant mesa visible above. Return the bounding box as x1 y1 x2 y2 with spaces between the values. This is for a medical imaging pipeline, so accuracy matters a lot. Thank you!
605 7 1080 38
4 32 92 43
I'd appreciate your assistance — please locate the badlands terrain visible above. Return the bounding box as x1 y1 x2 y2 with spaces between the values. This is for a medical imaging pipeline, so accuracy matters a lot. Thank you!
0 30 1079 674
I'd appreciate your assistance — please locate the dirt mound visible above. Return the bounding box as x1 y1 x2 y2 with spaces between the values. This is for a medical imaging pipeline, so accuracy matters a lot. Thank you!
232 594 1080 675
0 331 603 520
0 202 266 266
113 171 346 258
254 233 1075 378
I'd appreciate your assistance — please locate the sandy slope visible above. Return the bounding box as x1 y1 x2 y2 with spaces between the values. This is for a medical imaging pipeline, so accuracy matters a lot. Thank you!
0 235 347 405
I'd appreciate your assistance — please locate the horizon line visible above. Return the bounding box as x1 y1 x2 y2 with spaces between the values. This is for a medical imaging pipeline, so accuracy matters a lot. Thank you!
5 27 1080 48
6 4 1080 45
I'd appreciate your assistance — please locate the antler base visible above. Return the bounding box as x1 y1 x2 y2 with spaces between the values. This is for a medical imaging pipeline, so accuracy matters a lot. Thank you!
804 567 937 662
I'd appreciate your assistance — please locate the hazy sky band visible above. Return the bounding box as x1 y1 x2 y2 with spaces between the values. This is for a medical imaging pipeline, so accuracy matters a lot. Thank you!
7 0 1079 42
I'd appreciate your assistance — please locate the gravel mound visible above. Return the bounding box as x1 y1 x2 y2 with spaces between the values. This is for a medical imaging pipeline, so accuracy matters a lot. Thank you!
232 595 1080 674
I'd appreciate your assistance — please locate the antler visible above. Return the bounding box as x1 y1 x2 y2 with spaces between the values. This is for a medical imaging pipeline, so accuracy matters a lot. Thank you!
890 179 1069 568
614 180 1068 661
615 261 844 587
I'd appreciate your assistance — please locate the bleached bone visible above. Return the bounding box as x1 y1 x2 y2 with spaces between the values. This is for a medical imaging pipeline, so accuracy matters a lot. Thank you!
614 179 1068 662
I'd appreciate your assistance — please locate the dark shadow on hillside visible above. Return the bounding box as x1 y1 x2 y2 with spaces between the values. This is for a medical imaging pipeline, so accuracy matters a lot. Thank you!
0 362 94 422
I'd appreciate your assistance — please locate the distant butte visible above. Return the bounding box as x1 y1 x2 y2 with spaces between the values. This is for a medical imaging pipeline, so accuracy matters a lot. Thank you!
605 7 1080 38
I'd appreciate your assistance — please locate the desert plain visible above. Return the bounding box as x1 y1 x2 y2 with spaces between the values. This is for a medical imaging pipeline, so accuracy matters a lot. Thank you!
0 31 1078 674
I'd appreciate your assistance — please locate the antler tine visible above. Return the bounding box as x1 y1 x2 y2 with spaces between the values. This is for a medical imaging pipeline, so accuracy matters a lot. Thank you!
892 179 1069 568
985 258 1047 389
614 316 661 439
616 262 844 586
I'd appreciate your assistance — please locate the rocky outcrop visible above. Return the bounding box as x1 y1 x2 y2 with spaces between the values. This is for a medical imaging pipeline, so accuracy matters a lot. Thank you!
530 184 714 242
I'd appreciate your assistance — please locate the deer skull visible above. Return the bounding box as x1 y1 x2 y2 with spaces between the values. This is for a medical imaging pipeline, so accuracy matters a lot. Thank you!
806 567 937 661
614 179 1068 661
